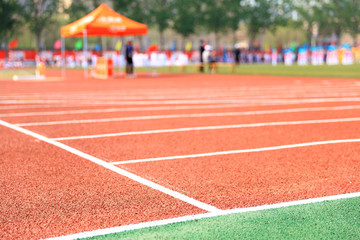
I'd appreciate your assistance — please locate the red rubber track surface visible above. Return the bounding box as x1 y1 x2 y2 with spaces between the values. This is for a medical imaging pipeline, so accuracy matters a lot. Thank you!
5 103 360 123
64 122 360 161
11 108 360 138
123 143 360 209
1 70 360 239
0 126 203 240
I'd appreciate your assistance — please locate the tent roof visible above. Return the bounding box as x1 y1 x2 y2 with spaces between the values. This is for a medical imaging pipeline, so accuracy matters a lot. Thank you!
61 3 148 37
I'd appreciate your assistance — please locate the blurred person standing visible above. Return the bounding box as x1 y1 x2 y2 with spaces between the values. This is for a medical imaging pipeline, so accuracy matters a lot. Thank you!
208 47 218 74
199 40 205 72
125 40 135 77
232 43 241 72
150 49 159 77
202 44 211 72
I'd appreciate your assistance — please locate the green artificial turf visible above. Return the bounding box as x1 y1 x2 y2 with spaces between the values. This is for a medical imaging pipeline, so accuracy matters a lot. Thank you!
0 68 36 79
228 64 360 78
137 63 360 78
85 197 360 240
2 64 360 79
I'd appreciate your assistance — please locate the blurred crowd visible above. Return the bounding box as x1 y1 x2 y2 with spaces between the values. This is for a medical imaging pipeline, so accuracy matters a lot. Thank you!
2 42 360 70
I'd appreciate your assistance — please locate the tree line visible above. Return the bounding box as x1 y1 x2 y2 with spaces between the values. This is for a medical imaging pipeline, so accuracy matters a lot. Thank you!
1 0 360 51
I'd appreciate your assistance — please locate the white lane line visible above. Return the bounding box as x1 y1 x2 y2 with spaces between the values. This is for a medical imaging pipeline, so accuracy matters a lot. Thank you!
0 103 269 117
2 91 360 104
1 94 360 111
2 103 360 118
2 96 360 105
0 120 220 213
52 117 360 141
15 105 360 127
0 99 260 105
45 191 360 240
111 138 360 165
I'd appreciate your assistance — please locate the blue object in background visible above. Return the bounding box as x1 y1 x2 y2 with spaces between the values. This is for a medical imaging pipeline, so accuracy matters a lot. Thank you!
94 44 101 51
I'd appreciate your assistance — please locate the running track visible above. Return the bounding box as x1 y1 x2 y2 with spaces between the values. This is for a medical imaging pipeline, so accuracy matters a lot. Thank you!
1 70 360 239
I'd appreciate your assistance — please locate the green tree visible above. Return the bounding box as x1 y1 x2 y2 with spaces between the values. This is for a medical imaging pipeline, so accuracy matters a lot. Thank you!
294 0 321 45
171 0 200 49
149 0 172 49
317 0 354 44
64 1 89 23
321 0 360 45
115 0 170 49
0 0 23 58
242 0 293 48
112 0 150 24
228 0 246 44
112 0 151 51
199 0 234 48
343 0 360 45
23 0 60 50
64 0 102 22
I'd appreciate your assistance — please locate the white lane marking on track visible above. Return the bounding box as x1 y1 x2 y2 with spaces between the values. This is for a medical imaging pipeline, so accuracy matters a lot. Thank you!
2 90 360 104
0 120 220 213
111 138 360 165
45 191 360 240
2 103 360 118
52 117 360 141
2 97 360 105
1 93 360 111
0 103 282 117
14 105 360 127
2 85 358 97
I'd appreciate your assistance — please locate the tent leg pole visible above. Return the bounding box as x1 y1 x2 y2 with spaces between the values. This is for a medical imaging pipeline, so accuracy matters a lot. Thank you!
83 30 88 79
61 37 65 78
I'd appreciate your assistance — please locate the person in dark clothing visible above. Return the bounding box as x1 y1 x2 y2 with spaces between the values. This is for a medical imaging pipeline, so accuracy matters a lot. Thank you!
125 40 134 77
199 40 205 72
232 43 241 72
234 44 241 64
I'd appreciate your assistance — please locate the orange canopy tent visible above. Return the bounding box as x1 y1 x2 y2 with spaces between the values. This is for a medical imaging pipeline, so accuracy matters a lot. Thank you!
60 3 148 77
61 3 147 37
